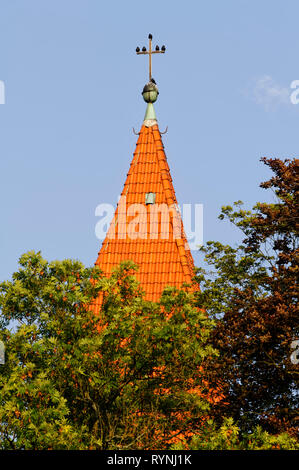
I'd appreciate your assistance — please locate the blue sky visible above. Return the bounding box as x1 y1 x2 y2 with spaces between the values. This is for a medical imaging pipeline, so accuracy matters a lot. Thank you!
0 0 298 280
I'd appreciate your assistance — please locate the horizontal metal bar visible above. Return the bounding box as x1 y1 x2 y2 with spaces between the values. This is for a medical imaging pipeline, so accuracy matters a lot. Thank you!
136 51 165 55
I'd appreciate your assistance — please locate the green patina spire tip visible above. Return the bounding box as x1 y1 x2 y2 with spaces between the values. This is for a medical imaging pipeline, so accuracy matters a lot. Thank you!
142 80 159 125
144 102 157 121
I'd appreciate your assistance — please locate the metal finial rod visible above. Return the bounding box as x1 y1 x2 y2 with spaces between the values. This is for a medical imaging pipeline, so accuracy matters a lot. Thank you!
149 34 152 82
136 33 166 81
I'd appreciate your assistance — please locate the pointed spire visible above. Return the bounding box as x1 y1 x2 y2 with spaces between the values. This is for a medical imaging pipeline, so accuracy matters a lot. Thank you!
91 35 195 311
93 123 195 307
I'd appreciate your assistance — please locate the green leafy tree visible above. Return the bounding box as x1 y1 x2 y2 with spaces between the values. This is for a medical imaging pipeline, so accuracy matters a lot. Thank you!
196 158 299 435
172 418 299 450
0 252 215 449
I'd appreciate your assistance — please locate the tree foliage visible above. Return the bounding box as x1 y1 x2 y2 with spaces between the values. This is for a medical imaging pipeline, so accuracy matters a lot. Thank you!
172 418 299 450
0 253 216 449
195 158 299 435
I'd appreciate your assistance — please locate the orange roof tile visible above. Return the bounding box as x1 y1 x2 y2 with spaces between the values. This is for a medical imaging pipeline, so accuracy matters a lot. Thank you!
93 121 196 309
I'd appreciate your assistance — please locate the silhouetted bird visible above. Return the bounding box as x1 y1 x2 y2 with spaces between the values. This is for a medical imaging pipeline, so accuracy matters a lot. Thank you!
148 33 153 39
142 46 147 52
136 47 140 52
161 45 166 51
155 45 159 51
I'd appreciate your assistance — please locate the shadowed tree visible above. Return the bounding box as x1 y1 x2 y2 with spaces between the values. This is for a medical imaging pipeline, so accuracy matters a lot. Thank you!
196 158 299 435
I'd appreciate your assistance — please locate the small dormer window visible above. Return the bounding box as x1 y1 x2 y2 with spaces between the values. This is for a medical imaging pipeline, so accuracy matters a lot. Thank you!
145 192 156 205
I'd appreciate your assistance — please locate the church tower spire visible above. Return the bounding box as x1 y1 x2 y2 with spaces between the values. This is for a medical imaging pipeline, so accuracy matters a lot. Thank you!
93 35 195 309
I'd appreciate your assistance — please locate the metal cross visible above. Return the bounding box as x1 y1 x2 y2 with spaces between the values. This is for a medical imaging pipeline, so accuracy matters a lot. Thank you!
136 34 166 82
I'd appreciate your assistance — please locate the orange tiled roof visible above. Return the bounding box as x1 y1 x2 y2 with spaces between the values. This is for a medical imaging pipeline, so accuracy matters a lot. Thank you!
93 122 195 306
